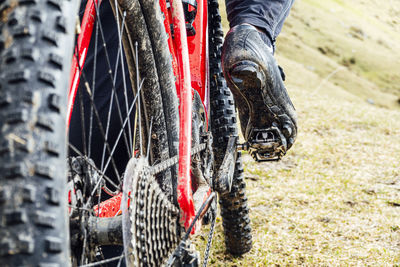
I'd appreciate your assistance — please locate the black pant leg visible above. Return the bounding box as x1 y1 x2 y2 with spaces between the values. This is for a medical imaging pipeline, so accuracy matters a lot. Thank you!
225 0 295 47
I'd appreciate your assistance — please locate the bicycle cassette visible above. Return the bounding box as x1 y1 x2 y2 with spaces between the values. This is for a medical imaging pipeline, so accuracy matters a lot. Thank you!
122 157 182 267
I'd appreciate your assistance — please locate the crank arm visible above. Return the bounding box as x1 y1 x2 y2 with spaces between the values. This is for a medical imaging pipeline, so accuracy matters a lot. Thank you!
213 136 238 194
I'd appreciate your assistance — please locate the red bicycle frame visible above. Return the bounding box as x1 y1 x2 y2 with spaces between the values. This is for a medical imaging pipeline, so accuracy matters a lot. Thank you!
68 0 211 233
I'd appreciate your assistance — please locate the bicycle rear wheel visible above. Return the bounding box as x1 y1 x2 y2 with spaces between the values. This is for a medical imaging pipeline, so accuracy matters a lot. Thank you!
0 0 181 265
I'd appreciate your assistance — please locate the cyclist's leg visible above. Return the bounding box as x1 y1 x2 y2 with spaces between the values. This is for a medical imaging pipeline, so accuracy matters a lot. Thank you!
225 0 295 50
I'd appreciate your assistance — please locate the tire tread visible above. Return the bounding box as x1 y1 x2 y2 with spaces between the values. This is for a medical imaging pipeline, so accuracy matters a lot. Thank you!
208 0 252 256
0 0 79 265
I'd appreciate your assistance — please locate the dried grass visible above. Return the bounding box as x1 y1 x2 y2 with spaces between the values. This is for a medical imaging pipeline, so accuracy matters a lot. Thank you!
194 0 400 265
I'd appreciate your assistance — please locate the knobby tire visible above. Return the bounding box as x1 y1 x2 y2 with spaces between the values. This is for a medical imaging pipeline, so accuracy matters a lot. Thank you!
0 0 180 265
208 0 253 255
0 0 80 265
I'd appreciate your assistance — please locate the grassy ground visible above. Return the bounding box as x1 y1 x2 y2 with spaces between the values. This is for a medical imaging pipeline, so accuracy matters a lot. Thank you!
194 0 400 265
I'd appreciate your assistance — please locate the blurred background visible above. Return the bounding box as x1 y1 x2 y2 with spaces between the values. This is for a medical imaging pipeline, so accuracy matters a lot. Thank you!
195 0 400 265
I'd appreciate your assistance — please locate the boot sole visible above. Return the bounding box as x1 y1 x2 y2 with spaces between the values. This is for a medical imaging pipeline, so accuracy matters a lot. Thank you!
227 60 296 145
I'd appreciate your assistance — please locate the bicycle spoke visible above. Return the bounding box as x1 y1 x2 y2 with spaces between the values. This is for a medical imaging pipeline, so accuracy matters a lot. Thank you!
78 70 122 181
70 28 122 182
84 79 144 209
90 17 103 237
73 35 88 157
93 1 133 160
100 11 130 172
114 5 133 155
132 106 139 156
80 227 88 266
79 255 124 267
95 245 107 266
77 70 88 156
127 41 143 158
146 117 153 161
100 79 144 179
88 17 100 158
116 252 124 267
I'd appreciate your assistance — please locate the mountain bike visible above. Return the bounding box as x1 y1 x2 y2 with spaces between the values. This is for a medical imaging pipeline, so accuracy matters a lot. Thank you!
0 0 252 266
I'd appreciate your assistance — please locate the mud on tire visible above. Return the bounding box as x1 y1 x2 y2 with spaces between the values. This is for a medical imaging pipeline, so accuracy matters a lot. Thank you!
0 0 79 265
208 0 252 256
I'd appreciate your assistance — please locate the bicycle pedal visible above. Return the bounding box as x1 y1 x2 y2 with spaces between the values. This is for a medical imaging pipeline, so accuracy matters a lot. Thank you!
214 136 237 194
238 127 287 162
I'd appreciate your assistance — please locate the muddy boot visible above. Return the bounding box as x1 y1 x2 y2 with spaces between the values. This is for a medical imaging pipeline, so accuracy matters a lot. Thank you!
222 24 297 161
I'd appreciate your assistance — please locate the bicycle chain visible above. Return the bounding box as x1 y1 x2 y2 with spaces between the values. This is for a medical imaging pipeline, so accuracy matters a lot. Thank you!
150 142 206 176
202 198 217 267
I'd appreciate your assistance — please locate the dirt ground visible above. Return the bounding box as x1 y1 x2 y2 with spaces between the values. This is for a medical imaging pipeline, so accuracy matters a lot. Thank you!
195 0 400 265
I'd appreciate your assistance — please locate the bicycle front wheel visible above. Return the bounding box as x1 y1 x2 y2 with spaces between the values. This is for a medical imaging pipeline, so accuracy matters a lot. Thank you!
0 0 181 266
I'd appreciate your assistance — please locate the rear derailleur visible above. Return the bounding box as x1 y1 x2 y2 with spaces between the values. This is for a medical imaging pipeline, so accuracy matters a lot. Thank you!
167 240 200 267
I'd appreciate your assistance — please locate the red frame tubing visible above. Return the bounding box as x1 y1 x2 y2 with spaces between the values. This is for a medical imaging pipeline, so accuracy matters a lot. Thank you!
69 0 211 233
184 0 212 231
159 1 180 91
170 0 196 231
94 192 123 217
67 0 102 127
186 0 209 121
